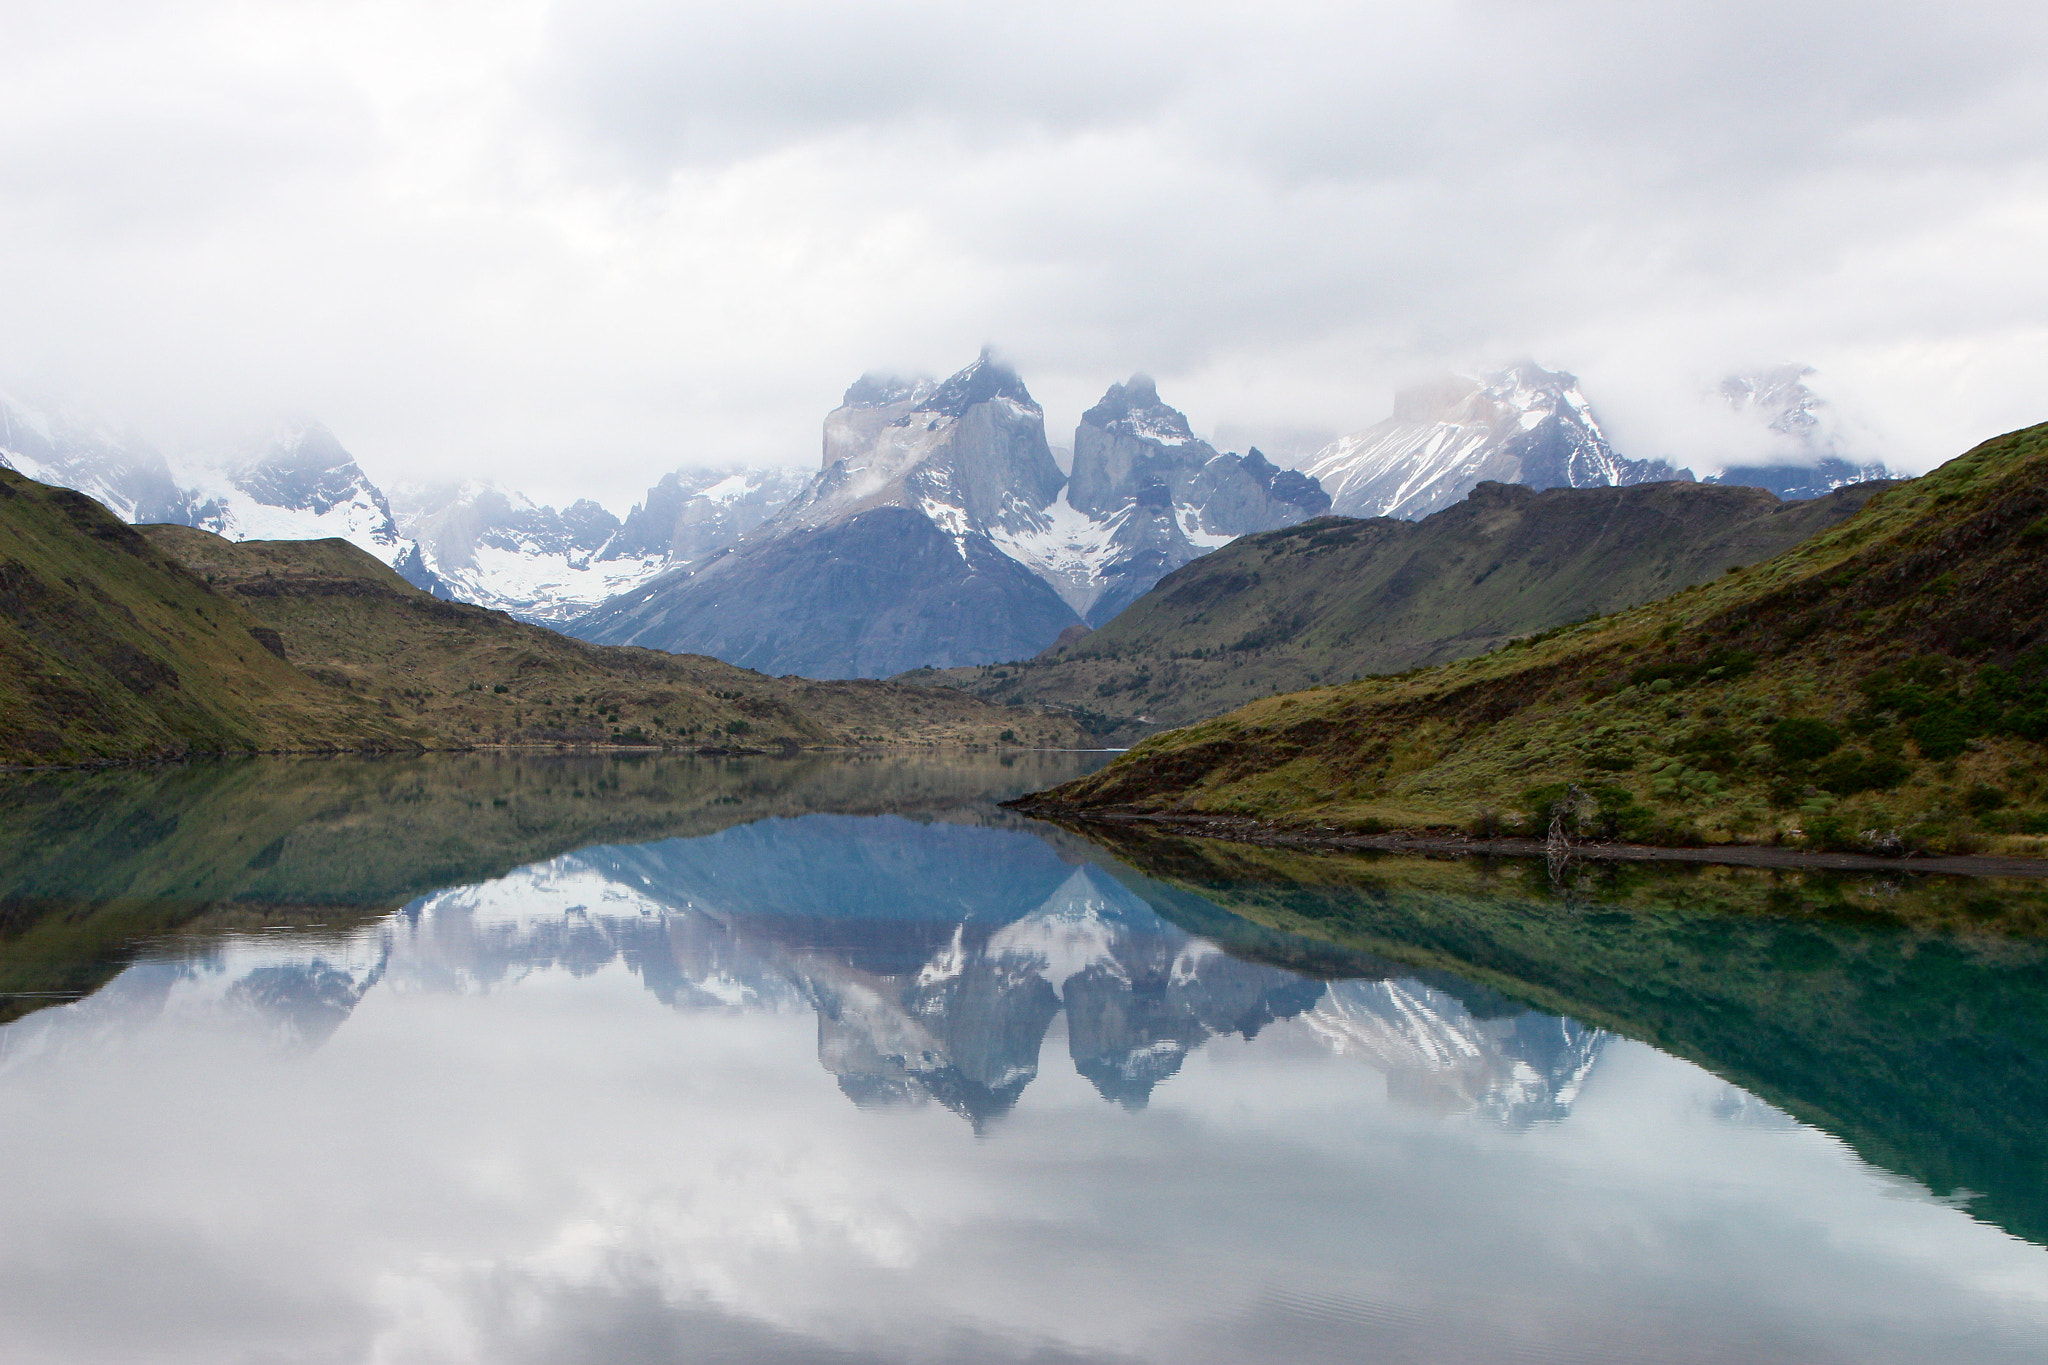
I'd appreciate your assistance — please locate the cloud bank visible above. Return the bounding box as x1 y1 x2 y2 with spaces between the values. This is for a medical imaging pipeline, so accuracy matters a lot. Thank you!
2 0 2045 504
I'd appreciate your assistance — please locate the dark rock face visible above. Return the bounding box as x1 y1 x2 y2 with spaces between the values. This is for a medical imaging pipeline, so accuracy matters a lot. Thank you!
1070 377 1330 531
577 507 1081 678
1052 377 1332 626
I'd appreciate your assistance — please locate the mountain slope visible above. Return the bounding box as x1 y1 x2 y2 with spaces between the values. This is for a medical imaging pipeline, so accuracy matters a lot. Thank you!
575 357 1331 677
1304 363 1686 520
391 466 806 624
918 478 1885 739
0 468 416 764
1020 422 2048 854
996 376 1329 624
144 524 1086 752
574 354 1089 676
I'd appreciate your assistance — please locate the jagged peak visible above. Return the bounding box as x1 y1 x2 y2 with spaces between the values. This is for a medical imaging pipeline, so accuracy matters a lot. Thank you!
1081 373 1198 446
914 348 1037 418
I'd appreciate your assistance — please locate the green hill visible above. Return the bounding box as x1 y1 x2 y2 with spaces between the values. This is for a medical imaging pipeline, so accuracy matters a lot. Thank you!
0 468 1081 766
914 478 1883 739
1019 423 2048 857
143 525 1083 753
0 470 416 764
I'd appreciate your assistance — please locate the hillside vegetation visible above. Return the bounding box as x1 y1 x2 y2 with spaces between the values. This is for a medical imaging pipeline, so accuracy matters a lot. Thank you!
145 526 1083 754
0 467 1080 766
1021 423 2048 857
915 479 1881 738
0 470 417 764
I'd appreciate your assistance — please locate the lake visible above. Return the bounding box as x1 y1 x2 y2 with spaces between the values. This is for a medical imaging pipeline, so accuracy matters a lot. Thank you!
0 751 2043 1364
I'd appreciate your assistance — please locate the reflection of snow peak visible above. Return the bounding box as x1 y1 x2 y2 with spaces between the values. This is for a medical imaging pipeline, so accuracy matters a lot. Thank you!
1290 979 1608 1124
0 829 1609 1128
986 868 1129 993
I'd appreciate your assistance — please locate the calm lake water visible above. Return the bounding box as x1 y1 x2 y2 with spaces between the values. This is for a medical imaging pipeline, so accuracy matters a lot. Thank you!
0 751 2044 1364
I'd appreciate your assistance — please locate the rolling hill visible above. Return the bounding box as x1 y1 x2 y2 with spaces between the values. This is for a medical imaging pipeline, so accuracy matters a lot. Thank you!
1018 422 2048 857
920 478 1885 739
0 466 1081 766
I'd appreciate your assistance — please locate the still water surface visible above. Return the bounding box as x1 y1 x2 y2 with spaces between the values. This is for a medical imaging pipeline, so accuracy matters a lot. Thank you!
0 752 2044 1363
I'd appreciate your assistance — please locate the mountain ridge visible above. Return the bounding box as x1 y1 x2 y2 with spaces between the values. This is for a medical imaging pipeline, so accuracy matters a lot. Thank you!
1017 421 2048 858
914 477 1887 740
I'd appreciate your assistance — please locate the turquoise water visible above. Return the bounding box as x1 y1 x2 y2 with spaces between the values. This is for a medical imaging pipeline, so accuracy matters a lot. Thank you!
0 753 2042 1364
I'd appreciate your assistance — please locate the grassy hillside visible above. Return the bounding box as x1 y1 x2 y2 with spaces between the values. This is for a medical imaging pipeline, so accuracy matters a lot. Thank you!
1073 823 2048 1246
145 526 1085 753
1022 423 2048 856
0 469 417 764
915 479 1882 739
0 468 1081 766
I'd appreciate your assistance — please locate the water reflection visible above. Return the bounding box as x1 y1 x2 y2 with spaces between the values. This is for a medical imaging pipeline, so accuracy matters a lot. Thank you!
0 755 2043 1365
3 816 1608 1134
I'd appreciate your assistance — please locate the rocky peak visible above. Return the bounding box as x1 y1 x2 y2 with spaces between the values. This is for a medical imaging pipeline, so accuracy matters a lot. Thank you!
913 348 1037 419
1705 366 1893 500
236 422 394 519
1080 373 1197 446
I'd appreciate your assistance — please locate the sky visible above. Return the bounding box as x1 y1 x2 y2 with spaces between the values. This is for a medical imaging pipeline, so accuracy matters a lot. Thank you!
3 0 2046 509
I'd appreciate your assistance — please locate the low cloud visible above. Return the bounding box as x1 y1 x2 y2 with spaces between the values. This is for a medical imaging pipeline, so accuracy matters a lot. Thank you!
1 0 2044 506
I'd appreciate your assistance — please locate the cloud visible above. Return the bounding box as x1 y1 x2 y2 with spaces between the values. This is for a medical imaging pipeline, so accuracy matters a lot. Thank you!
0 0 2044 507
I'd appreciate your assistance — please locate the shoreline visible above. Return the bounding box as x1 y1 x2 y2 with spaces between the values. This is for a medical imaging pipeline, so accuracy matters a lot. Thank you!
0 739 1115 775
1009 804 2048 878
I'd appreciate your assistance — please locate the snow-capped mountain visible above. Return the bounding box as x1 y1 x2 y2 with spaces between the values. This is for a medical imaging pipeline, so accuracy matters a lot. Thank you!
998 375 1330 624
390 467 805 625
574 354 1332 676
0 387 805 622
1703 365 1893 499
0 392 199 524
0 395 446 592
180 422 446 592
1304 363 1688 521
0 816 1611 1132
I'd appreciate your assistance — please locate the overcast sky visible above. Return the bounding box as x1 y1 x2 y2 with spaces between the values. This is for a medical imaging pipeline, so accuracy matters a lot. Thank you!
3 0 2046 508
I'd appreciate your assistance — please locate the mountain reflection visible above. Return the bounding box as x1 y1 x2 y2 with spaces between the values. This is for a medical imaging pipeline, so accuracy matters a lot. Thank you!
0 813 1609 1129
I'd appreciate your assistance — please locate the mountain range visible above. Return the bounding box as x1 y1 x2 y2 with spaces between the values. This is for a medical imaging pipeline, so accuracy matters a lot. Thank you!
4 360 1896 682
920 476 1889 739
1021 420 2048 858
570 353 1337 677
0 463 1080 766
0 392 810 623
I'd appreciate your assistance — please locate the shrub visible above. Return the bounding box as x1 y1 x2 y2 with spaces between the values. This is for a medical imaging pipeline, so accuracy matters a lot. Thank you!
1768 718 1843 763
1816 751 1912 795
1966 784 2007 813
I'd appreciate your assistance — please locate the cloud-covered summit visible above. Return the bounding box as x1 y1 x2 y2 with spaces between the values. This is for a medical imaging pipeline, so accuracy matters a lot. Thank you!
1 0 2044 503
